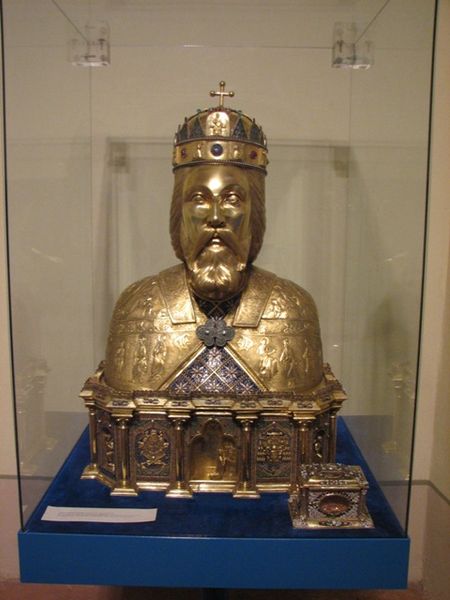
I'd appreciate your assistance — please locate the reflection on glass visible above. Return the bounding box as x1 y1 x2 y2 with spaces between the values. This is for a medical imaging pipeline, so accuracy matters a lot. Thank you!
332 22 374 70
3 0 92 522
70 20 110 67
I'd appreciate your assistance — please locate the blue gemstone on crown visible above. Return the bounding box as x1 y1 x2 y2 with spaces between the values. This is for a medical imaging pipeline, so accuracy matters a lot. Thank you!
211 143 224 157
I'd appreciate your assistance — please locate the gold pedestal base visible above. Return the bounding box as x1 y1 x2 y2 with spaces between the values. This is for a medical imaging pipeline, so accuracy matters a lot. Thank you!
81 463 99 478
81 364 347 501
166 486 193 498
81 465 114 490
111 486 139 497
233 489 261 499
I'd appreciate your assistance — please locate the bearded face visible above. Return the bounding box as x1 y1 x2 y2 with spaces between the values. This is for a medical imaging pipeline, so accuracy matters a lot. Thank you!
179 165 252 301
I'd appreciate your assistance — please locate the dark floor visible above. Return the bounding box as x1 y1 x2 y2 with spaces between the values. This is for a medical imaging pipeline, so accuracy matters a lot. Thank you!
0 583 425 600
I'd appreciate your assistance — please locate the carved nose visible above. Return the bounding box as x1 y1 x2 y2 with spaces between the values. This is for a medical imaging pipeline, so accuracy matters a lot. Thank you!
208 200 225 228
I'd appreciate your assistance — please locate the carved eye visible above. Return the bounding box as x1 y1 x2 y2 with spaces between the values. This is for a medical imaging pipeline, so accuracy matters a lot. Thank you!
225 193 241 205
191 193 206 205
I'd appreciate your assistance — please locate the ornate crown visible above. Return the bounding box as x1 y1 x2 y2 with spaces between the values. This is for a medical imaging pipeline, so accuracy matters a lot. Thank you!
172 81 268 173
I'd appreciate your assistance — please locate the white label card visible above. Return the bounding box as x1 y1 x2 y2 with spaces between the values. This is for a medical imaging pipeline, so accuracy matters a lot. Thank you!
41 506 157 523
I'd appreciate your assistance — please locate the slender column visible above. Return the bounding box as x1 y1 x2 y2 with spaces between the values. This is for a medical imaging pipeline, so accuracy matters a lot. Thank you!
234 417 259 498
81 403 100 479
328 409 338 462
297 419 314 464
291 419 302 491
88 406 98 466
167 415 192 498
111 416 137 495
291 418 314 493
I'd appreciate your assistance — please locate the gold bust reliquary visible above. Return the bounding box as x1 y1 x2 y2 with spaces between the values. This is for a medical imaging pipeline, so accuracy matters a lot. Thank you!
80 83 360 523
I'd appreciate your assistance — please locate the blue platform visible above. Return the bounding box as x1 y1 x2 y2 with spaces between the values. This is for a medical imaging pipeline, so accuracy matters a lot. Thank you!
18 419 409 588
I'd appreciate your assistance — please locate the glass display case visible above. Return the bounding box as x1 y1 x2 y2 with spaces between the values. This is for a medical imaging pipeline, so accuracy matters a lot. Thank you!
2 0 436 588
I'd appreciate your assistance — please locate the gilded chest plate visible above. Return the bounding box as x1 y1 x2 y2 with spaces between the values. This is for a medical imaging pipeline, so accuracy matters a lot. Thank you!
104 265 323 393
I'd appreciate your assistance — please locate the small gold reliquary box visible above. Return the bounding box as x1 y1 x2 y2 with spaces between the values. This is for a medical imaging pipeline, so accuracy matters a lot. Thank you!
289 463 374 529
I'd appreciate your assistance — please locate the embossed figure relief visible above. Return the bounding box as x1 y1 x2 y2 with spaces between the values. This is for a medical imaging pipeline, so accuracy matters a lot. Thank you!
314 430 325 460
140 295 154 318
265 297 288 319
195 142 204 159
280 338 295 379
207 111 230 136
257 337 279 379
302 339 311 374
136 421 170 477
114 340 126 372
236 334 254 351
151 334 167 377
257 421 292 479
103 433 114 472
174 333 190 349
313 415 330 461
132 336 149 382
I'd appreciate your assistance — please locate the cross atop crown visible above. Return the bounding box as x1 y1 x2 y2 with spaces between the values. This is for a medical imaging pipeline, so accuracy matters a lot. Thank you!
210 81 235 108
173 83 268 173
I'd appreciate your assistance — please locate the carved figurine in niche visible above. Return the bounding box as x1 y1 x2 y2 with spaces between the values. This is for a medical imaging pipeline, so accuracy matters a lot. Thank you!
81 82 361 523
190 419 237 482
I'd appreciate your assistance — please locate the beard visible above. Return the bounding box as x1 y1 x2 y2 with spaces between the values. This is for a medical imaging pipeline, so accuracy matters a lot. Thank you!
187 243 247 301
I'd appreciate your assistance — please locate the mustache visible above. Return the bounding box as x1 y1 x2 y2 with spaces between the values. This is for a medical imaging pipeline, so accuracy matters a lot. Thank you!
192 228 243 260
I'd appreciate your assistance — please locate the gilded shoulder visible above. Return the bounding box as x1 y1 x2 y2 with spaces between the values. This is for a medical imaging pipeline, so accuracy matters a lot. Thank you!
262 273 320 323
111 274 164 323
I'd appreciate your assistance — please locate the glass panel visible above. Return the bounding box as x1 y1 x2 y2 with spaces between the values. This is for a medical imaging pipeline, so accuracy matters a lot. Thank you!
344 0 435 527
3 0 92 522
4 0 435 529
56 0 388 49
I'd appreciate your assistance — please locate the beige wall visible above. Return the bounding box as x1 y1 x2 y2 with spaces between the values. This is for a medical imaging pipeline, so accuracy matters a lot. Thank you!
413 0 450 498
409 2 450 596
0 7 20 579
0 5 17 479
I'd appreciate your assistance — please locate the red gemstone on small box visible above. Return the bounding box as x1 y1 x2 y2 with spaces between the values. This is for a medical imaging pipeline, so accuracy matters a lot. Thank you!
181 148 187 158
250 150 257 159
